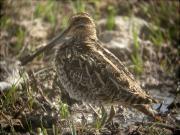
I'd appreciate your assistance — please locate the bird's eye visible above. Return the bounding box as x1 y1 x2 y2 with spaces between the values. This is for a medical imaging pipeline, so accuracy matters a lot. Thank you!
75 18 83 24
75 18 81 22
71 18 80 25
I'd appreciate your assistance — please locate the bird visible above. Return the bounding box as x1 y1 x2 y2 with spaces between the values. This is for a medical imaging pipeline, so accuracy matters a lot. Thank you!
54 12 159 120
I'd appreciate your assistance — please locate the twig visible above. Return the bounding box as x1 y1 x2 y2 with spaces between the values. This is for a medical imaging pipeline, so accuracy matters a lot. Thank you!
0 111 15 131
1 114 59 133
88 104 101 118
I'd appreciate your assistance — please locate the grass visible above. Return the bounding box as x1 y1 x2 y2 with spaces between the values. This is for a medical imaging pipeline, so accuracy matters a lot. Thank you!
24 114 33 133
72 0 86 13
139 1 179 47
52 124 59 135
61 15 69 30
27 95 36 112
16 27 26 51
3 84 18 107
2 72 24 107
106 5 116 30
93 106 108 130
94 117 102 130
0 15 25 54
34 0 57 28
131 55 143 75
59 101 70 119
149 26 164 47
70 121 77 135
137 1 179 73
40 118 48 135
0 16 12 29
131 24 143 75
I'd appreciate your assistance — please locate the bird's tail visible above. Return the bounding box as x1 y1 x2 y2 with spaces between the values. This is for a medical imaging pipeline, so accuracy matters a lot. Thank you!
126 93 158 106
133 104 162 121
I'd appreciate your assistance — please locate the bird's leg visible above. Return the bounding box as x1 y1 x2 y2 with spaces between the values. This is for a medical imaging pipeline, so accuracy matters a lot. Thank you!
55 76 79 106
106 105 116 123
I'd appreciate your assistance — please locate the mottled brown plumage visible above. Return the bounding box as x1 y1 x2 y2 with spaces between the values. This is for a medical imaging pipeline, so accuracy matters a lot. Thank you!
55 13 158 118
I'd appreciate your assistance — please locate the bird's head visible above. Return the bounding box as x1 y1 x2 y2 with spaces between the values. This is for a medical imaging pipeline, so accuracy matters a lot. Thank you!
65 12 97 40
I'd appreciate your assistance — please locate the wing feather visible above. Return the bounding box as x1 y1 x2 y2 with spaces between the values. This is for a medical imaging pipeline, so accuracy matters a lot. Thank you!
94 41 157 103
63 43 156 105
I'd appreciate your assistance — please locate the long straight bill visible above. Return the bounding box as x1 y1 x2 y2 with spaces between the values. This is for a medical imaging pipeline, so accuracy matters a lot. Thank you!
20 27 70 65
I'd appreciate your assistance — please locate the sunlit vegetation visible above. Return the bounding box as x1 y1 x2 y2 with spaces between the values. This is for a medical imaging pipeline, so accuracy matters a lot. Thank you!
106 5 116 30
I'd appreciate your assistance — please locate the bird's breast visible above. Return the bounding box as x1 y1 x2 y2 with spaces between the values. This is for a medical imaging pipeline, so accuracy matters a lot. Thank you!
55 46 89 100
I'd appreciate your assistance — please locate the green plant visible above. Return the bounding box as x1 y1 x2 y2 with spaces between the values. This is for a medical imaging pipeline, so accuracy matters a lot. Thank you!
140 1 179 47
40 117 48 135
106 5 116 30
72 0 86 13
24 115 33 133
2 74 22 107
34 0 57 27
28 96 36 112
94 117 101 130
52 124 60 135
70 121 77 135
138 1 179 73
131 25 143 74
3 84 17 107
94 106 108 130
26 85 36 112
0 16 12 29
61 16 68 30
149 25 164 47
59 101 70 119
16 27 25 51
131 55 143 75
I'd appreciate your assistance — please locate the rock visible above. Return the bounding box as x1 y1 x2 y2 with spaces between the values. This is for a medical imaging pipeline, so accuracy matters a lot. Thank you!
97 16 151 62
0 57 27 92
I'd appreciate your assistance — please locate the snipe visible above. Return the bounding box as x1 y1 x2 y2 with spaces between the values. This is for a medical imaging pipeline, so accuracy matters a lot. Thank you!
55 12 158 119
